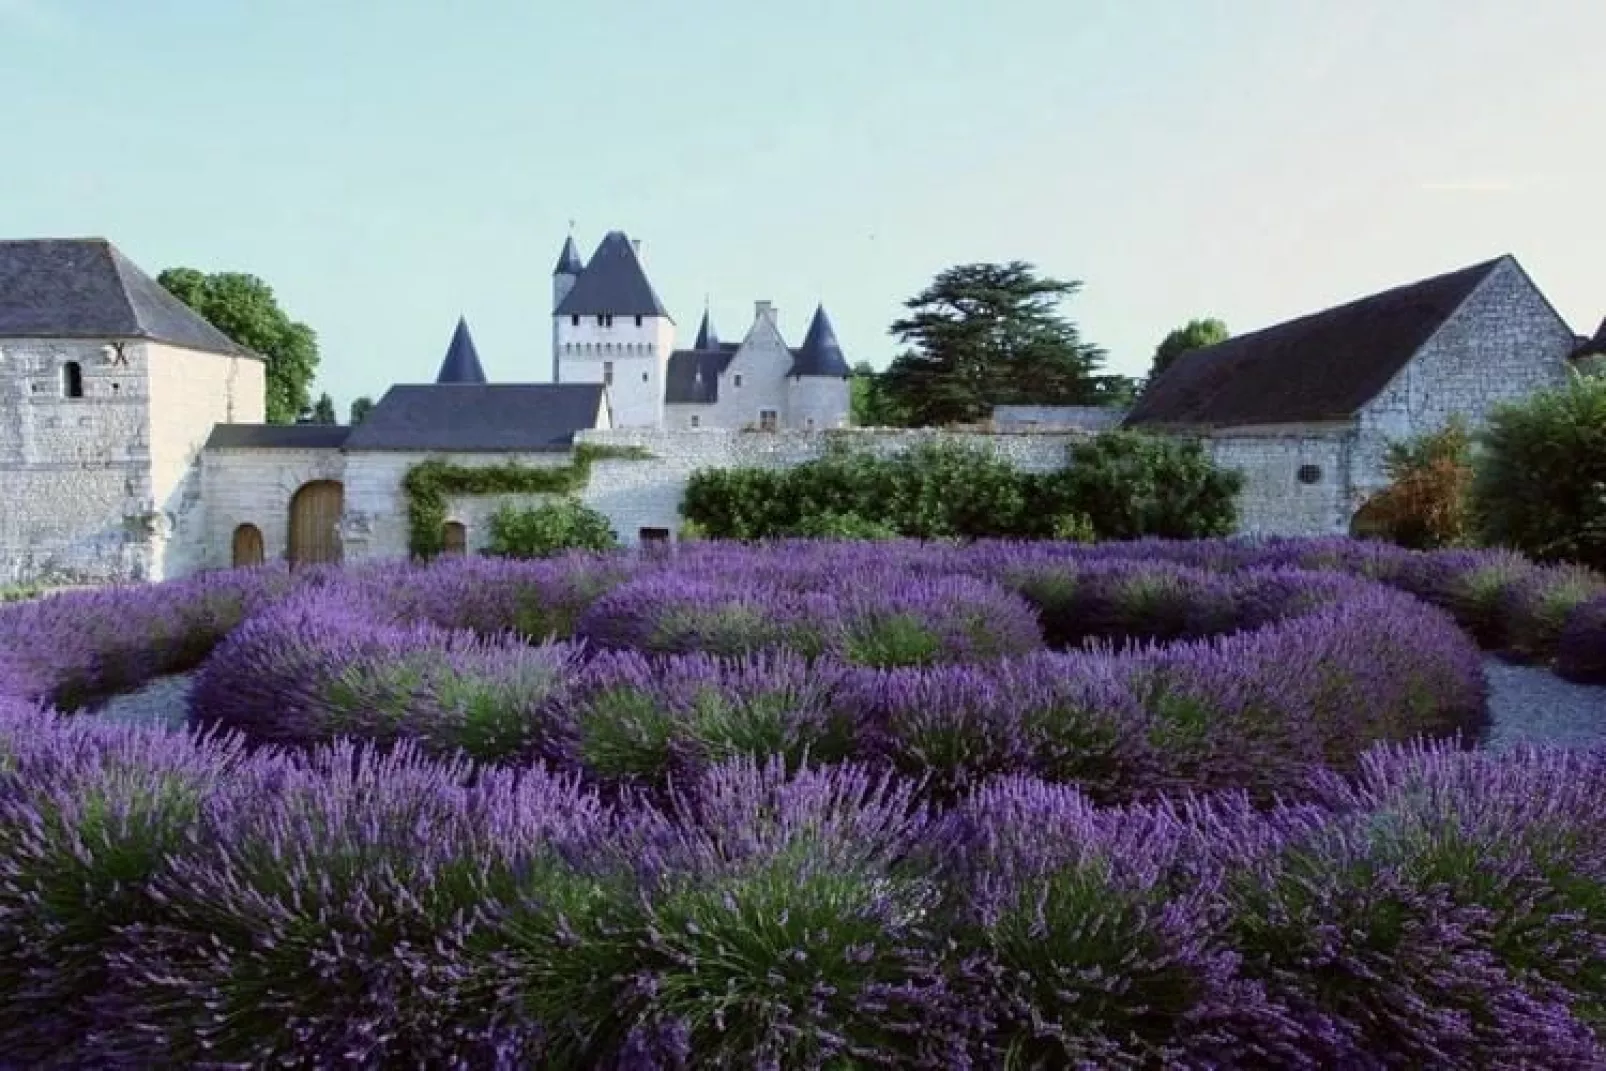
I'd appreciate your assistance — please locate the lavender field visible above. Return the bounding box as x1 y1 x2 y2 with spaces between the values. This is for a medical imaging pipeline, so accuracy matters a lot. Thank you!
2 537 1605 1067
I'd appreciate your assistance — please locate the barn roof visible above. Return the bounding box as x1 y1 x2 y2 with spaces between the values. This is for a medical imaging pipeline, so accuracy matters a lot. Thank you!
342 383 607 451
1125 256 1509 428
204 424 352 449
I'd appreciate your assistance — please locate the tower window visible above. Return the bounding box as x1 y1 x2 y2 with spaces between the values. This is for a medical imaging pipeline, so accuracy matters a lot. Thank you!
571 314 579 327
634 315 643 327
603 361 614 386
61 361 83 398
642 371 649 382
733 374 743 388
690 415 700 427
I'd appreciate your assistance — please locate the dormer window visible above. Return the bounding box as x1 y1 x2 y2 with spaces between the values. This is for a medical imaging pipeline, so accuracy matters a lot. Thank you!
61 361 83 398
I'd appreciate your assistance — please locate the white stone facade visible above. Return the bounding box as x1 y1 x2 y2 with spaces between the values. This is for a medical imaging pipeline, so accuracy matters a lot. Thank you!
555 312 674 429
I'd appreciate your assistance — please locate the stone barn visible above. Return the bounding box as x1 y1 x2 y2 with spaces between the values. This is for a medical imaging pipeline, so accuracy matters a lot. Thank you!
1124 255 1587 534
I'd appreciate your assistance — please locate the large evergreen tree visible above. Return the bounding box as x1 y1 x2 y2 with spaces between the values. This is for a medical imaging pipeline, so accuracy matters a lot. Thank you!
348 395 376 425
304 392 337 425
158 268 320 424
880 262 1112 426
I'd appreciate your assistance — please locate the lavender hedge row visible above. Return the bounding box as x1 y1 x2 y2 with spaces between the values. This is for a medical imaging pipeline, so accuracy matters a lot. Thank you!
2 706 1603 1068
187 570 1485 805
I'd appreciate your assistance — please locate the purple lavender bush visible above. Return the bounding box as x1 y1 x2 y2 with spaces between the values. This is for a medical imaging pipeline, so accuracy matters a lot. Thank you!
1556 591 1606 684
1500 562 1606 662
189 589 580 764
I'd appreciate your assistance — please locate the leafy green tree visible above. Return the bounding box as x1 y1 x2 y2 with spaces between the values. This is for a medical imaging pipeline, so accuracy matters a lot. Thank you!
303 392 337 424
486 498 618 558
1473 373 1606 569
348 395 375 425
849 361 905 426
1147 318 1229 382
880 262 1111 426
158 268 320 424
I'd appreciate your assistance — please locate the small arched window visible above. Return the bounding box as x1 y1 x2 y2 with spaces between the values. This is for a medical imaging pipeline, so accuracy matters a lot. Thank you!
61 361 83 398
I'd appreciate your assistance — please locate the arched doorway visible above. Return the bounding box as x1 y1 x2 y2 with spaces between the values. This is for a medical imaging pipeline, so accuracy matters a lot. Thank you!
288 481 344 565
231 523 265 567
442 521 467 557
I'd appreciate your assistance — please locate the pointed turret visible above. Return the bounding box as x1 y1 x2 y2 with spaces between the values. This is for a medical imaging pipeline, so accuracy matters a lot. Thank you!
553 235 584 277
789 304 852 377
436 317 488 384
693 307 720 350
554 231 672 320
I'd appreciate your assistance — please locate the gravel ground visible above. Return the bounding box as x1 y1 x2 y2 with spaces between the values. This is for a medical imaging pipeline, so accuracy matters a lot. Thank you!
87 658 1606 751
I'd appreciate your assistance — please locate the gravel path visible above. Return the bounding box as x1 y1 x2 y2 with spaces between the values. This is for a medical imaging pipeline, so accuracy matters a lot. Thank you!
87 658 1606 751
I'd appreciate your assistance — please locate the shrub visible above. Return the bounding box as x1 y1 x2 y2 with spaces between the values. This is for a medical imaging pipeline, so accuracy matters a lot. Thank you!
1052 430 1243 541
1557 592 1606 683
1501 563 1606 661
786 510 900 541
1353 417 1475 549
1473 372 1606 570
486 497 618 558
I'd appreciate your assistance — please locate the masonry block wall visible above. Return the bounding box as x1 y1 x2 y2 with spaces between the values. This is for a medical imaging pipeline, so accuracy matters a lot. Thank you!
786 375 851 430
1204 428 1354 535
147 344 265 580
1354 259 1575 502
0 338 153 584
200 447 346 568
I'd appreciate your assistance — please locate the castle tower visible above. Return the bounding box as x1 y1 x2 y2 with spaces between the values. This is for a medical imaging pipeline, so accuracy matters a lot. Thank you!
551 235 584 383
787 304 853 429
553 231 675 427
435 316 488 384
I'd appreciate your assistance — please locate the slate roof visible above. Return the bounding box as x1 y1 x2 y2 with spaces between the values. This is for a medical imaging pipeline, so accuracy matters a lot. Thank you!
553 235 584 277
554 231 672 320
342 384 607 452
1577 318 1606 358
665 344 739 404
789 304 852 377
693 308 719 349
435 317 488 384
204 423 351 450
0 238 256 358
1125 257 1508 428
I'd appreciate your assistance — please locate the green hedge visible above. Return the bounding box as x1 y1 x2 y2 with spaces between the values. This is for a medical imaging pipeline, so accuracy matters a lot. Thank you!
680 433 1241 541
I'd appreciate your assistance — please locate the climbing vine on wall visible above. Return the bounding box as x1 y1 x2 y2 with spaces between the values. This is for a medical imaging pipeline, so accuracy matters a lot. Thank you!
401 444 652 558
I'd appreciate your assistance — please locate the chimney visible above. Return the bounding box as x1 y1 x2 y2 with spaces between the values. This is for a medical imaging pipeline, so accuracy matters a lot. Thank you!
631 239 642 260
754 300 775 325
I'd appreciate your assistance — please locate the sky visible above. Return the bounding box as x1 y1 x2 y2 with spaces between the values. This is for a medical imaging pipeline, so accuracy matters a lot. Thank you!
2 0 1601 412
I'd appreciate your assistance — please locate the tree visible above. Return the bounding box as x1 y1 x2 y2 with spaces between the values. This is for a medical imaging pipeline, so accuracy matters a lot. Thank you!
158 268 320 424
348 395 376 425
849 361 905 426
880 262 1111 427
1148 318 1229 382
303 392 337 425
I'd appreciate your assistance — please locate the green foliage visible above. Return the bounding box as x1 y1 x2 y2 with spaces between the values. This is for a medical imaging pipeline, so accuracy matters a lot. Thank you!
1053 431 1242 541
1472 373 1606 570
682 432 1241 542
1353 418 1475 550
157 267 320 425
849 361 906 427
486 498 618 559
880 262 1116 426
401 444 650 558
788 512 901 541
1147 318 1230 382
347 395 375 425
304 392 337 425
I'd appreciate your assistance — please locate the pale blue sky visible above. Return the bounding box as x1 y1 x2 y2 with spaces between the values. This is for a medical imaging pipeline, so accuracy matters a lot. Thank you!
2 0 1600 410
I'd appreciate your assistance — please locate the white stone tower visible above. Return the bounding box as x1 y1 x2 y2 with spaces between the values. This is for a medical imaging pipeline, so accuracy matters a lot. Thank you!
552 231 675 427
787 304 853 428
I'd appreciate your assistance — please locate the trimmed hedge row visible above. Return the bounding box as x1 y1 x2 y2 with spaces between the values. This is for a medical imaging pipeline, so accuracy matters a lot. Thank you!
0 710 1603 1067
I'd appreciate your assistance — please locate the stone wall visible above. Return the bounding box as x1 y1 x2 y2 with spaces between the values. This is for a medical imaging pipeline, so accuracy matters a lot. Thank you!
992 405 1129 431
147 343 265 580
1354 258 1575 502
200 447 346 568
0 337 153 584
1203 427 1355 535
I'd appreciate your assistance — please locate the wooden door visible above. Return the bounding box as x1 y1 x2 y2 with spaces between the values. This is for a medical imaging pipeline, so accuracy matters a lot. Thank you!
231 523 265 567
442 521 467 557
288 481 344 566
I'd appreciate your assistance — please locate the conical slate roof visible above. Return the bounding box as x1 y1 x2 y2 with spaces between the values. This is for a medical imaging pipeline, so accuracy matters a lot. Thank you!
0 238 256 358
788 304 852 377
554 231 671 320
435 317 487 384
553 235 584 277
693 307 719 349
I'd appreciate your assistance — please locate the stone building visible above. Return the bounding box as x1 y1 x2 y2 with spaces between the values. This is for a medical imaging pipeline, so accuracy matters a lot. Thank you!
0 240 1597 584
1124 254 1589 534
552 230 853 431
0 239 264 583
